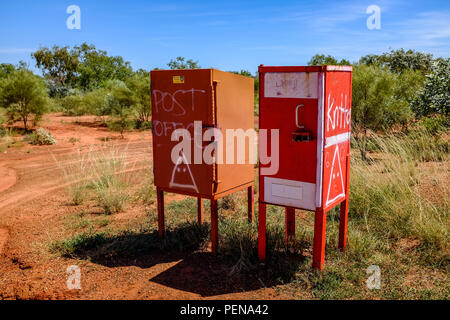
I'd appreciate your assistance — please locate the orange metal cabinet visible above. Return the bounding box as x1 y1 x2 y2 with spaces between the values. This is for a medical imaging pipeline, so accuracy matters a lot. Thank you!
257 65 352 270
150 69 255 253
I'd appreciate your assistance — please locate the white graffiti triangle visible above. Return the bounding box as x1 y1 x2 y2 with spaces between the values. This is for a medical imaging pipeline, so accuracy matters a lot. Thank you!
325 144 345 206
169 151 199 193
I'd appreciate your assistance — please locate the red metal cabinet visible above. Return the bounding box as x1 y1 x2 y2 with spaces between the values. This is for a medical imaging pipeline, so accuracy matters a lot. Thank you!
150 69 255 253
258 65 352 270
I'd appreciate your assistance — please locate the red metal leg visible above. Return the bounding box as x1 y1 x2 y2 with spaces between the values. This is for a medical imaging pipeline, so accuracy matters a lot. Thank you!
312 208 327 270
339 154 351 251
247 185 254 223
285 207 295 244
157 187 165 239
211 199 218 254
258 202 267 261
197 197 204 225
339 200 349 251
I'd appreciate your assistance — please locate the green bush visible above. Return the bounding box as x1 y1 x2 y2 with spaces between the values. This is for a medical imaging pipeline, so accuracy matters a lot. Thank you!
352 64 424 160
412 58 450 118
107 85 138 137
82 88 110 116
420 116 449 134
0 69 49 132
0 108 6 137
60 93 86 116
26 128 56 145
95 187 129 215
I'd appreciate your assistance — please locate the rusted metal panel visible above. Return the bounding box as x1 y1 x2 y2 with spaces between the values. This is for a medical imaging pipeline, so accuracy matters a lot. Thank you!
150 69 254 198
212 69 255 195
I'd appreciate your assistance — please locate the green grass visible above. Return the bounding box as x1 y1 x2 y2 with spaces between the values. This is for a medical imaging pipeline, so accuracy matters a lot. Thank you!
56 144 138 213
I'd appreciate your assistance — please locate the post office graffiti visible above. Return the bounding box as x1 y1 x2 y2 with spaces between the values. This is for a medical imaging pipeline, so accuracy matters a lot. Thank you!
152 89 206 116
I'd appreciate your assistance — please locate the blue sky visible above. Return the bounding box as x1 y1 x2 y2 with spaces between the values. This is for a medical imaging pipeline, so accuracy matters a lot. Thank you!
1 0 449 74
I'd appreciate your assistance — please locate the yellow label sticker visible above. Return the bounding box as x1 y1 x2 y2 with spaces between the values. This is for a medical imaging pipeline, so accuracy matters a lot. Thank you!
173 75 184 84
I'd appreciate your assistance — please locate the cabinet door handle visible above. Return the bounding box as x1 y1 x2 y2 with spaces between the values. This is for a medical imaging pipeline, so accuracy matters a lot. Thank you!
295 104 304 128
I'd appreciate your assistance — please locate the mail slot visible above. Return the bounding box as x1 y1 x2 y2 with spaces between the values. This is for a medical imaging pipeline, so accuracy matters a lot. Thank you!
257 65 353 270
150 69 255 254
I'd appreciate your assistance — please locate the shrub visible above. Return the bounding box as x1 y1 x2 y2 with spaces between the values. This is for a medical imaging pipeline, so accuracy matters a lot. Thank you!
108 85 138 137
0 109 6 137
55 144 135 211
55 148 92 205
135 120 152 130
125 74 151 122
420 116 448 134
60 93 86 116
50 229 108 257
412 58 450 118
82 88 110 116
46 78 71 98
360 48 434 74
95 187 129 215
352 64 424 160
27 128 56 145
0 69 49 132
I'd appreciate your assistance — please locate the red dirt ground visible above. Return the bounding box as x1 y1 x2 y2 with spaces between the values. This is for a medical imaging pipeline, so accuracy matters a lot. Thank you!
0 113 294 300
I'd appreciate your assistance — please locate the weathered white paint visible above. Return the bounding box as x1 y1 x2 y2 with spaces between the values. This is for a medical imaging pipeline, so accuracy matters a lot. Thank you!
264 177 316 211
264 72 318 99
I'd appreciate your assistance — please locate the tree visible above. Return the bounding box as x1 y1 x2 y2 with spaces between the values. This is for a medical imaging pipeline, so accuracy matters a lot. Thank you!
74 43 133 90
0 70 48 132
108 85 137 137
308 54 351 66
167 57 200 69
230 70 253 77
360 49 434 74
389 69 425 128
351 64 421 160
126 73 151 123
32 45 79 86
412 58 450 119
0 63 15 79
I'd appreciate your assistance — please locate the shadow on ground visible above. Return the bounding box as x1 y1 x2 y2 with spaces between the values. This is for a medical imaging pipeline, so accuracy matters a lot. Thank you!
62 223 307 296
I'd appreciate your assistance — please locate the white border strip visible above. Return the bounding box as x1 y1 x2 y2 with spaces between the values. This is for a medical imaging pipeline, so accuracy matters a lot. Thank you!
324 132 350 148
315 72 325 208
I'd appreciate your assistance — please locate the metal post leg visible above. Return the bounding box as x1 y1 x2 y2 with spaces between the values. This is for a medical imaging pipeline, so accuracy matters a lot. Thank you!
197 197 204 225
285 207 295 244
157 187 165 239
248 186 254 223
339 154 351 252
258 202 267 261
312 208 327 270
211 199 218 254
